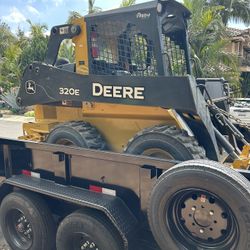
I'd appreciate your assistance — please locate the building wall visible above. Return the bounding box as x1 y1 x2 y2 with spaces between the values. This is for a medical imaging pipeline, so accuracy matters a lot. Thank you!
227 28 250 73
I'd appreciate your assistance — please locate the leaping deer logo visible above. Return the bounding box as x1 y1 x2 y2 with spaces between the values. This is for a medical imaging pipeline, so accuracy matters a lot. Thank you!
25 80 36 94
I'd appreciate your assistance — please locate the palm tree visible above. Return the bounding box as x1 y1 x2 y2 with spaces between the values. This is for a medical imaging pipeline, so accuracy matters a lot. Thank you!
16 28 28 49
65 1 102 63
0 44 22 90
59 40 75 63
120 0 136 7
27 20 47 37
67 1 101 23
88 0 101 14
89 0 94 13
210 0 250 25
183 0 240 87
67 11 83 24
20 21 48 71
0 21 16 58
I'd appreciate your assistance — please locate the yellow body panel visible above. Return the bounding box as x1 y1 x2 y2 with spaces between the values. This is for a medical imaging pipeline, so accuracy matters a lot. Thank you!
82 103 179 151
72 18 89 75
232 145 250 169
22 103 180 152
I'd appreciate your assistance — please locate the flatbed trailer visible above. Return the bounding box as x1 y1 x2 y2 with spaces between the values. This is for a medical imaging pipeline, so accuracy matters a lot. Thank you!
0 137 249 250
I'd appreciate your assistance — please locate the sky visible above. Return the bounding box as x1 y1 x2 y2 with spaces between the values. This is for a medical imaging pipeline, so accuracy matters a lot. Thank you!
0 0 249 35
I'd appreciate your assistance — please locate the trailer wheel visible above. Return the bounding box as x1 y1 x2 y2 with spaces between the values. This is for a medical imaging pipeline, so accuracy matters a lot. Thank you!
148 160 250 250
46 121 107 150
0 191 56 250
56 209 123 250
124 125 205 160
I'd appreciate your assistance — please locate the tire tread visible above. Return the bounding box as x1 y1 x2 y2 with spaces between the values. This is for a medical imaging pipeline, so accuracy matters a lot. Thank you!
47 121 108 150
124 125 206 159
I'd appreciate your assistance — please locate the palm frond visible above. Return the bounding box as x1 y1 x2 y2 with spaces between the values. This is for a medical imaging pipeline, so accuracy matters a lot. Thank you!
120 0 136 7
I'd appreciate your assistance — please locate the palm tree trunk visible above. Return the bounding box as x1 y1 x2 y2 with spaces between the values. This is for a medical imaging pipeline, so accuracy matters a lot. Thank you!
88 0 95 14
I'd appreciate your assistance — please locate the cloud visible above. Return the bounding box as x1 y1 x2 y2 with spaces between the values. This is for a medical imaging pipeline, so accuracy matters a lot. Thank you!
51 0 63 6
44 30 50 36
24 31 31 37
26 5 40 16
2 7 26 23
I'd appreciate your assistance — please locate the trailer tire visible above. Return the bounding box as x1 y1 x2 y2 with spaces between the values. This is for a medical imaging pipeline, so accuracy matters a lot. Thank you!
46 121 107 150
148 160 250 250
0 191 56 250
56 209 123 250
124 125 205 160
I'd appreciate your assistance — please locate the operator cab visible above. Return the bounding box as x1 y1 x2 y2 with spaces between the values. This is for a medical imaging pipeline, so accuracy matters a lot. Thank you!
84 0 192 77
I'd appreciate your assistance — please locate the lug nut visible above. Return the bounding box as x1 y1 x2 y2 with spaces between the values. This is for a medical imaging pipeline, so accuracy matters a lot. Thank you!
191 206 196 211
209 210 214 216
200 228 204 234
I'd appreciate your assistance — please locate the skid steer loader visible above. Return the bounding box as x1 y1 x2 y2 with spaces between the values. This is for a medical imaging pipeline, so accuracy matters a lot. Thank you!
17 0 250 168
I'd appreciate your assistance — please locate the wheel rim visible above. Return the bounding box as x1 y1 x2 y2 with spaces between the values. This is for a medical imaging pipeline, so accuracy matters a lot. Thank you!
142 148 174 160
167 189 239 249
6 209 33 249
71 232 99 250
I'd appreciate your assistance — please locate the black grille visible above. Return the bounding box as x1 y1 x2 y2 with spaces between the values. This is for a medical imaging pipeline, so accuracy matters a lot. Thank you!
163 35 187 76
89 21 158 76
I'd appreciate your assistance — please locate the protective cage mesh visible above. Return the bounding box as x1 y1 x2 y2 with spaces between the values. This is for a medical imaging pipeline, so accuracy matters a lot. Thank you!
89 20 158 76
162 35 187 76
89 20 188 77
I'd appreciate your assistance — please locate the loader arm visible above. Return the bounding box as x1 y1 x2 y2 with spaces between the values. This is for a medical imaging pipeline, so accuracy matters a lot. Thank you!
45 24 81 66
18 63 199 112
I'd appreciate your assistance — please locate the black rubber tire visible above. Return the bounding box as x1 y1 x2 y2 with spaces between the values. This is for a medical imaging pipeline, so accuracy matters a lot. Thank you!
124 125 205 160
56 209 123 250
0 191 56 250
148 160 250 250
46 121 107 150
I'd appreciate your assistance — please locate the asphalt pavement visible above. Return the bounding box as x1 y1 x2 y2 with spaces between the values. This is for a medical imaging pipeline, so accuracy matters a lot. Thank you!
0 115 34 139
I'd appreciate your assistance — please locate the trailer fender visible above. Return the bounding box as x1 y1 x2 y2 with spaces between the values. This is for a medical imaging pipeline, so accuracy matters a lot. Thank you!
3 175 137 249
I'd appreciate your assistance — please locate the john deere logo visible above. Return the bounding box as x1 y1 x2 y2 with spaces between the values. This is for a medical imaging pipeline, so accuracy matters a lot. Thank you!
25 80 36 94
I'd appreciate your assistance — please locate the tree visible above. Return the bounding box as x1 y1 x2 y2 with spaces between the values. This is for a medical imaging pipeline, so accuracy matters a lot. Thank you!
16 27 28 49
0 44 22 90
0 20 49 90
184 0 240 87
120 0 136 7
20 20 48 71
27 20 47 37
210 0 250 25
67 11 82 24
0 21 21 90
64 1 102 63
0 21 16 58
67 1 101 22
59 40 75 63
89 0 95 13
88 0 101 14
